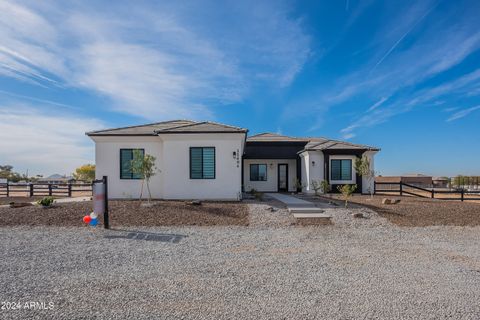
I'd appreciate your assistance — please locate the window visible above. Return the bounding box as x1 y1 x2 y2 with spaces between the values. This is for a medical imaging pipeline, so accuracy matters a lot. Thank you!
120 149 144 179
190 147 215 179
331 159 352 181
250 164 267 181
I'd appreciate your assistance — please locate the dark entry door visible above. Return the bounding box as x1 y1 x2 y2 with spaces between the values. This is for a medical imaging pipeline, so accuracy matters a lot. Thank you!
278 164 288 192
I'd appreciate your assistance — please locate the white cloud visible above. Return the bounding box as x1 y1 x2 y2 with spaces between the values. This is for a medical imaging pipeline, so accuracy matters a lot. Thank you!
367 97 389 112
323 2 480 138
446 105 480 122
0 0 310 120
0 106 103 176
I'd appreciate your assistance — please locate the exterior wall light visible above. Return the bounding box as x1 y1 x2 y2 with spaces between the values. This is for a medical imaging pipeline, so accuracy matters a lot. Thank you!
312 161 316 166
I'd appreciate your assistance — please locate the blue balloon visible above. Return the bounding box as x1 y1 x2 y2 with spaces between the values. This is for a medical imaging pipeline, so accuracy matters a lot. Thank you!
89 218 98 226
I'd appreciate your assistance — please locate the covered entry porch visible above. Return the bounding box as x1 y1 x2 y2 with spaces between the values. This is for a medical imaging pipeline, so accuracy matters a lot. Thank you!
243 159 298 193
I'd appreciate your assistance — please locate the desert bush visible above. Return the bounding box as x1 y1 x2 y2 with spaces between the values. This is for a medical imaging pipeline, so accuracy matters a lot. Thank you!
294 178 305 192
37 196 55 207
337 184 357 208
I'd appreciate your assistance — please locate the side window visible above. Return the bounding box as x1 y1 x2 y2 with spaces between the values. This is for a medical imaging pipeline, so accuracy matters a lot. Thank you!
250 164 267 181
331 159 352 180
190 147 215 179
120 149 144 179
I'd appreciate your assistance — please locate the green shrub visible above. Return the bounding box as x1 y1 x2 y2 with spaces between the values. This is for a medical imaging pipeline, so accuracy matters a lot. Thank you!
254 191 264 201
37 196 55 207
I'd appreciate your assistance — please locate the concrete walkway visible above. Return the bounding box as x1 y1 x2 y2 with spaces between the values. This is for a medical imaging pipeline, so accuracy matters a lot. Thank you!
266 193 313 207
266 193 330 217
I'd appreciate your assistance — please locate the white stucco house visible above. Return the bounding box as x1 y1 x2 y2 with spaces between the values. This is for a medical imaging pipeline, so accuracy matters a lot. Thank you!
87 120 379 200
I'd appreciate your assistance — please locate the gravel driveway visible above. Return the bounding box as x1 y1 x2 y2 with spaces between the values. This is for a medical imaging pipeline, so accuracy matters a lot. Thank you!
1 203 479 319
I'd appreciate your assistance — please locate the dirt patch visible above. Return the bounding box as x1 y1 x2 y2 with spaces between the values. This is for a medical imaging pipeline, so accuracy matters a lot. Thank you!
325 195 480 227
0 196 47 206
0 200 249 227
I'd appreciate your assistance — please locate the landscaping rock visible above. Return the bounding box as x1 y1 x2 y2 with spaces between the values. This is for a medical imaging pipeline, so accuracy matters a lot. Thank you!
186 200 202 206
9 202 33 208
352 212 364 218
382 198 400 205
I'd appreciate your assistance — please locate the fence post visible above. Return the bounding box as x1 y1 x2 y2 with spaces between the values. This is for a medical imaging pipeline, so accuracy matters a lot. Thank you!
29 184 34 197
68 183 72 197
103 176 109 229
48 184 52 196
461 189 464 202
374 182 376 195
400 182 403 196
431 188 434 199
6 183 9 197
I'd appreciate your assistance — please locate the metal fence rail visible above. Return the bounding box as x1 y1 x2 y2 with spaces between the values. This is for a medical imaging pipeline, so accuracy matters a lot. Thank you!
374 181 480 201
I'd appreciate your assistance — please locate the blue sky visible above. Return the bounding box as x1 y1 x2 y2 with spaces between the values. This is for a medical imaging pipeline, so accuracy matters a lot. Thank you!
1 0 480 176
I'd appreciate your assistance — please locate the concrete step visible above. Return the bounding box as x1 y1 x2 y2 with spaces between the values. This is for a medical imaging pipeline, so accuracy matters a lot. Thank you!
293 213 332 219
288 207 325 214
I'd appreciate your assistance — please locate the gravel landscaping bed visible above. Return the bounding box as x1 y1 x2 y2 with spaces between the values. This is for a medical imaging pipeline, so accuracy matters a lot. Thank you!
1 224 479 319
0 200 249 227
319 194 480 227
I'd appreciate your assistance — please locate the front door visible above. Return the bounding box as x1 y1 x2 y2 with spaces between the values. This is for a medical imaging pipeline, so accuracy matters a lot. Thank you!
278 164 288 192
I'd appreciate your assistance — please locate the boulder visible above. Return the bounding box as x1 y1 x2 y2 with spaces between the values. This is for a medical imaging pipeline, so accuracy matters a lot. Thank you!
186 200 202 206
9 202 33 208
352 212 364 218
382 198 401 205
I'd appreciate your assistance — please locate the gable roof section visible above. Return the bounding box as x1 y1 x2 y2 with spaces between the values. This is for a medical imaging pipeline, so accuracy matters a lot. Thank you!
154 121 247 133
246 133 379 151
247 132 308 142
87 120 247 136
302 138 379 152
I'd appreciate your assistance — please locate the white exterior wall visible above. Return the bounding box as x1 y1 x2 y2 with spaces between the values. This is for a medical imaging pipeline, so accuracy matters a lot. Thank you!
91 133 244 200
161 133 244 200
301 151 325 193
361 151 377 194
300 153 309 192
92 136 164 199
243 159 297 192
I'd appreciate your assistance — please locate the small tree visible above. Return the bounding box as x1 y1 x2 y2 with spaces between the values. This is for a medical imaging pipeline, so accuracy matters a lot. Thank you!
294 178 305 193
311 180 322 196
354 156 375 198
73 164 96 182
320 180 331 195
337 184 357 208
131 150 157 204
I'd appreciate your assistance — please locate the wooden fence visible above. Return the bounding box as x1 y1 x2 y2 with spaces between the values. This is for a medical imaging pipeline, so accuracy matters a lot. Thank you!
0 182 92 198
374 182 480 201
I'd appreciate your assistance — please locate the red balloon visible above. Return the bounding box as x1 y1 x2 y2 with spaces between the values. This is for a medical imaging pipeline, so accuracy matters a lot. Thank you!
83 216 92 224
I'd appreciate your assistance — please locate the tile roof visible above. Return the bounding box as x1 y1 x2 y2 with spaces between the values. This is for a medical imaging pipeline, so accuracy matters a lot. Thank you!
246 133 308 142
86 120 247 136
247 132 379 151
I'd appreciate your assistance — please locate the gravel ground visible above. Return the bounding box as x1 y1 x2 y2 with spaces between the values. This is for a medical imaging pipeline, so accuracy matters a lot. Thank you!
310 194 480 227
1 202 479 319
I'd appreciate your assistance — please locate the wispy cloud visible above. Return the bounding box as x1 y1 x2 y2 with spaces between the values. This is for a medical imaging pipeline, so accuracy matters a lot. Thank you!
0 106 103 175
324 1 480 137
367 96 389 112
0 0 310 120
446 105 480 122
370 2 438 73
